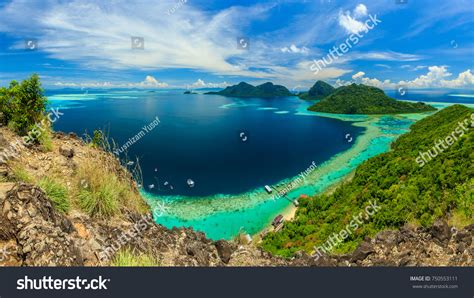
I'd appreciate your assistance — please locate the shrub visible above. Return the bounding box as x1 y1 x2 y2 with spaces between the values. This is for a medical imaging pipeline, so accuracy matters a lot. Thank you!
38 177 70 213
0 74 47 136
91 130 106 148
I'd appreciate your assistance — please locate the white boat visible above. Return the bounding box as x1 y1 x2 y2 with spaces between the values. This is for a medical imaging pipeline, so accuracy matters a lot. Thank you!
187 179 195 188
264 185 272 194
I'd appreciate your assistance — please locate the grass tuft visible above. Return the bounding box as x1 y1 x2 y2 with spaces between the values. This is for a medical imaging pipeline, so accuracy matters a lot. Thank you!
11 164 32 183
38 177 70 213
111 249 159 267
76 159 147 218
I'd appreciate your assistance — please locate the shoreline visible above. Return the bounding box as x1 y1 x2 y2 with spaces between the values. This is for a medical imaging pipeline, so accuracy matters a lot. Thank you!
145 108 423 240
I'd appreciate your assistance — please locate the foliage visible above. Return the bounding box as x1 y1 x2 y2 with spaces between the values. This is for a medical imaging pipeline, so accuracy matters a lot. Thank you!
262 105 473 257
0 74 47 136
308 83 436 114
298 80 335 100
91 129 106 148
38 177 70 213
206 82 292 98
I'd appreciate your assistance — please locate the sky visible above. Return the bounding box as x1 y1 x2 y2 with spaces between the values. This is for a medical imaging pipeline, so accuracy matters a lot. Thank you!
0 0 473 90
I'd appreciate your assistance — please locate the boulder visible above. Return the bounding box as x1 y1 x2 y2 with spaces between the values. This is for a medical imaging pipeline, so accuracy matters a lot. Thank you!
350 241 374 262
214 240 235 264
59 146 74 158
431 219 451 243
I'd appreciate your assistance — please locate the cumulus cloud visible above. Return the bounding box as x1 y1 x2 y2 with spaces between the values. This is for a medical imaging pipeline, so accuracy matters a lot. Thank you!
280 44 309 54
338 4 369 34
352 71 365 80
139 75 169 88
53 76 168 88
354 4 368 18
188 79 229 89
341 66 474 89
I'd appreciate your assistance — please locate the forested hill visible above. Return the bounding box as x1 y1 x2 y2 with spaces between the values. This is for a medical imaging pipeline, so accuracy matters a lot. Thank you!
298 80 335 100
262 105 474 257
205 82 292 98
308 83 436 114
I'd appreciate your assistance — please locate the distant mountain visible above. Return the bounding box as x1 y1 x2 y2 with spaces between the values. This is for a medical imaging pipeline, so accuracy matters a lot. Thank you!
298 80 335 100
205 82 292 98
308 83 436 114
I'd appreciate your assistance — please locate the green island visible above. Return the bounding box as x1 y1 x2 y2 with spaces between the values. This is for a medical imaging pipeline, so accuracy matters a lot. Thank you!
298 80 335 100
261 104 474 257
205 82 292 98
308 83 437 114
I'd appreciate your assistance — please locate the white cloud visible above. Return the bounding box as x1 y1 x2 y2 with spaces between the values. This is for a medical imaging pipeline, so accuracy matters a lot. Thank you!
343 66 474 89
400 65 428 71
442 69 474 88
355 51 423 62
354 4 368 18
399 66 452 88
375 64 391 69
352 71 365 80
280 44 309 54
139 75 169 88
53 76 168 88
0 0 276 79
188 79 229 89
338 4 369 34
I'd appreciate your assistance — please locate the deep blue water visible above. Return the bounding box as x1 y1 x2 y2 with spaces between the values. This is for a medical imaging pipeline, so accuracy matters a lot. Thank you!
47 90 363 196
387 89 474 104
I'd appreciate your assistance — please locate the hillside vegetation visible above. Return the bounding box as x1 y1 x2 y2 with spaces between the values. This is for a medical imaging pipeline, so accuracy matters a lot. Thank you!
298 80 335 100
308 83 436 114
206 82 292 98
262 105 473 257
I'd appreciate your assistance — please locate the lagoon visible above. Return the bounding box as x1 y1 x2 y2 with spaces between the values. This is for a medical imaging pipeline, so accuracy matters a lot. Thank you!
48 89 474 240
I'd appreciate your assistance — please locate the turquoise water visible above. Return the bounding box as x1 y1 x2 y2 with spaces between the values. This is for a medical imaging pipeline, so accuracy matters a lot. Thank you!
142 107 421 240
48 88 474 240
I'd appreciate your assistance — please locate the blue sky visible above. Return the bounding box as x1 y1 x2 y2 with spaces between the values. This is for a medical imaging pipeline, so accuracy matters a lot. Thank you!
0 0 473 90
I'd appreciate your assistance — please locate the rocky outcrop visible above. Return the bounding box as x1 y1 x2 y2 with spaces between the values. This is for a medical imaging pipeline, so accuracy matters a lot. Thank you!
0 183 81 266
0 178 471 267
332 223 473 267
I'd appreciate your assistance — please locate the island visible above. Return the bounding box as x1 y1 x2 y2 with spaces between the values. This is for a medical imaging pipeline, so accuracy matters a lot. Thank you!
298 80 335 100
308 83 437 114
262 104 473 257
205 82 292 98
184 90 197 94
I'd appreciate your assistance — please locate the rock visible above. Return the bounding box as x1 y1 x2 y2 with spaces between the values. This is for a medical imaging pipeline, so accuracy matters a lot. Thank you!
59 146 74 158
455 230 472 246
214 240 235 264
0 132 8 147
350 241 374 262
431 219 451 243
185 242 210 266
375 230 398 247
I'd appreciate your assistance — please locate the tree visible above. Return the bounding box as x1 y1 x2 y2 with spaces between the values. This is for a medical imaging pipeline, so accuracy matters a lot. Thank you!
0 74 47 136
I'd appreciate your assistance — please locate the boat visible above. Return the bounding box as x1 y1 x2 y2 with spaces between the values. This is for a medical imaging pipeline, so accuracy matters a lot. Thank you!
264 185 273 194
